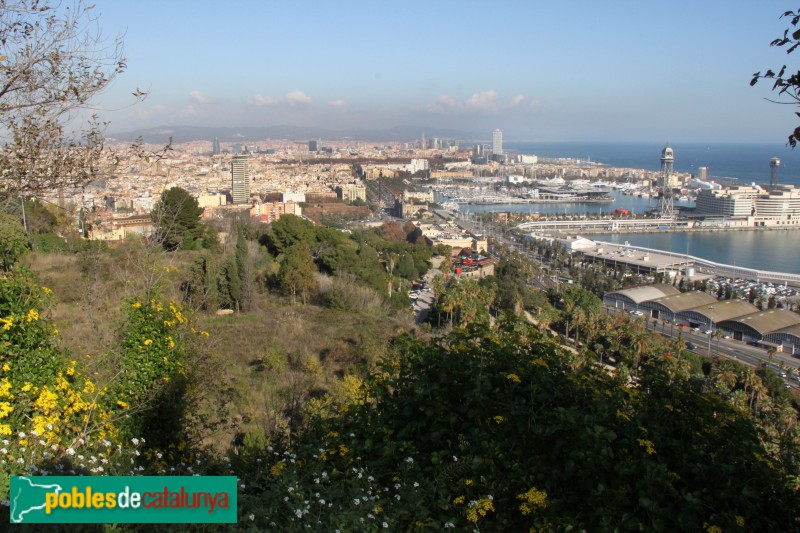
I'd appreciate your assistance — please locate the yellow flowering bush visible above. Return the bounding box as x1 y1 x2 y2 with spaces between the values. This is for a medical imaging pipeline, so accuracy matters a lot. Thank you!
109 296 203 454
0 270 133 499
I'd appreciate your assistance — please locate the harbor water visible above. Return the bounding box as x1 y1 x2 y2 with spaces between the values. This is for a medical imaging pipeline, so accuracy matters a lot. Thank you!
438 191 800 275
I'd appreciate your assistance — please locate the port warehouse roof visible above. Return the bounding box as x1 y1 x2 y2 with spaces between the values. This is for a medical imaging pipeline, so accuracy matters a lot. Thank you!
717 310 800 338
605 285 799 343
763 324 800 351
603 284 680 306
640 291 718 320
677 300 759 325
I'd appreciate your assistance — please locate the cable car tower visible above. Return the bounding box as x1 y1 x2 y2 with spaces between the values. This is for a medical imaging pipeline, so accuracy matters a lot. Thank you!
659 145 675 219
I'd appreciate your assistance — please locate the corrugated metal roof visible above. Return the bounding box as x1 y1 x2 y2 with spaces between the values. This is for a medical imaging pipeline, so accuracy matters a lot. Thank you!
648 291 718 313
764 323 800 343
720 309 800 335
606 284 681 304
681 299 759 323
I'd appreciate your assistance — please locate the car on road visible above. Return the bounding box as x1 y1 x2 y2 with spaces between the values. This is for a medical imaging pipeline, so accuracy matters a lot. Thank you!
686 342 697 350
704 329 713 335
723 334 731 339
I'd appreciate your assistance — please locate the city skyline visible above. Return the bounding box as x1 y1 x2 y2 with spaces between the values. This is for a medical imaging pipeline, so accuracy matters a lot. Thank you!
89 1 799 143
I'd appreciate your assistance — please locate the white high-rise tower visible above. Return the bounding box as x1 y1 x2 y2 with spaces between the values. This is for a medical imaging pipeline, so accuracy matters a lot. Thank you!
492 129 503 155
231 155 250 204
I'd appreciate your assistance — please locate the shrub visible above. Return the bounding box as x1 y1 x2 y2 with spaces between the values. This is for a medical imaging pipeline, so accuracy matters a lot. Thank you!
0 212 28 270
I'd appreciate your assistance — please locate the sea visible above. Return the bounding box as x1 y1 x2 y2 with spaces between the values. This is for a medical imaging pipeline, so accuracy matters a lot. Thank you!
505 141 800 186
453 142 800 274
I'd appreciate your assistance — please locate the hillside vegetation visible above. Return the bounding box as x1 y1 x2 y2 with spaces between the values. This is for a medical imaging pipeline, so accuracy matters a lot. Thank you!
1 211 799 530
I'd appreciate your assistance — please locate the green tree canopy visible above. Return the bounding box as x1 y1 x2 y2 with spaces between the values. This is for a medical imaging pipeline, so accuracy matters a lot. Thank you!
237 319 800 531
265 214 317 255
279 241 318 305
151 186 205 250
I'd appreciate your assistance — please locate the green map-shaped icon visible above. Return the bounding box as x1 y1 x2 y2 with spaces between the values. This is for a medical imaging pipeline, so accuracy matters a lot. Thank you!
10 477 63 523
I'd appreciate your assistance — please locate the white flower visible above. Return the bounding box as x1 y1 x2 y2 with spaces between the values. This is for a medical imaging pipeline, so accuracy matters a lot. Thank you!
294 509 303 518
18 432 25 439
453 456 458 462
131 438 140 446
0 448 6 454
413 482 419 488
248 514 255 521
395 494 401 501
66 448 75 456
444 522 455 529
353 498 360 505
405 457 413 463
30 430 39 437
383 523 389 529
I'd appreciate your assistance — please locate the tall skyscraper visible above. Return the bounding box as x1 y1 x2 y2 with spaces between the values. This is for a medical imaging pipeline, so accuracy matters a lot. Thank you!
308 140 318 152
420 131 427 150
492 129 503 155
231 155 250 204
212 137 220 155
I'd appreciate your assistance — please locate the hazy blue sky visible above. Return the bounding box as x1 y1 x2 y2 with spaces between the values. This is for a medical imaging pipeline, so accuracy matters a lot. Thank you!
90 0 799 142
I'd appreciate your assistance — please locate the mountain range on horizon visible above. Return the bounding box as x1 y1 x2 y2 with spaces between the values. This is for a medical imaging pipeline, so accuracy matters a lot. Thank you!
107 124 486 145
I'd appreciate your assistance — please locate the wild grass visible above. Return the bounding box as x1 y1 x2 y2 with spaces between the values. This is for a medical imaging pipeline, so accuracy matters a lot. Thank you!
24 245 415 453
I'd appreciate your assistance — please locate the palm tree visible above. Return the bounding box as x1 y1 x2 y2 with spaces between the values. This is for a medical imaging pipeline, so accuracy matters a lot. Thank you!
713 328 723 355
